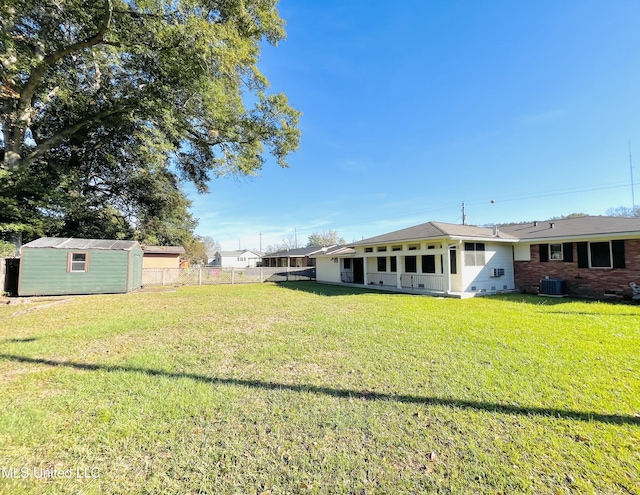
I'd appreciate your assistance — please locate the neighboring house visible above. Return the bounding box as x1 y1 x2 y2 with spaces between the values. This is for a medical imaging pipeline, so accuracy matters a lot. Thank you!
142 245 186 269
314 224 516 298
208 250 263 267
500 216 640 299
261 246 336 268
314 216 640 299
18 237 143 296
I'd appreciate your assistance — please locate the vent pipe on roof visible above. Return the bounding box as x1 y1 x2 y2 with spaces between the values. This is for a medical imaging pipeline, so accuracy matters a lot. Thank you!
533 221 537 227
549 222 555 229
493 225 499 236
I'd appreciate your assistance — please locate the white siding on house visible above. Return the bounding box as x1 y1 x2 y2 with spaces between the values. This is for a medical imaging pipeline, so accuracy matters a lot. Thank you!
212 250 262 267
461 242 514 293
315 257 342 284
513 243 531 261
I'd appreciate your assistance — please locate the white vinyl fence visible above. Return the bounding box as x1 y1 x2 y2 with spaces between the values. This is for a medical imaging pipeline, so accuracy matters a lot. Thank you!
142 266 315 287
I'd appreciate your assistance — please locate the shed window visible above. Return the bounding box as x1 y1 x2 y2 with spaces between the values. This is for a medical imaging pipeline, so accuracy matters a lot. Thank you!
68 252 88 272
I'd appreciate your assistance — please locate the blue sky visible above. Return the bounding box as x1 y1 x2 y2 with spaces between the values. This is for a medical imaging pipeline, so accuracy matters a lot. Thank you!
189 0 640 251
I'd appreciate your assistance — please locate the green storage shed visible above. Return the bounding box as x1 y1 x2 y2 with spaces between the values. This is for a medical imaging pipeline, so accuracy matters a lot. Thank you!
18 238 143 296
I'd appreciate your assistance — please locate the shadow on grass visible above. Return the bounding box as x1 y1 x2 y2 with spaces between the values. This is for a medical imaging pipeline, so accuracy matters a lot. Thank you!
0 337 38 343
1 353 638 426
490 293 640 309
275 281 400 297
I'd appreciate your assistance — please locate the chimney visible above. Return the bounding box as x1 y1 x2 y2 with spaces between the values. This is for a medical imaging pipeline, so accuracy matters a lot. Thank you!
549 222 555 229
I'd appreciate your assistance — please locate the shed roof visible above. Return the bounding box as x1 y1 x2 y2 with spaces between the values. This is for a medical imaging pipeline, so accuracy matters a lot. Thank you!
142 245 186 255
22 237 139 251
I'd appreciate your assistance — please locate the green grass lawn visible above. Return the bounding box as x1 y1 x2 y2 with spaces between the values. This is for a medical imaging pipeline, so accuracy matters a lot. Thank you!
0 282 638 494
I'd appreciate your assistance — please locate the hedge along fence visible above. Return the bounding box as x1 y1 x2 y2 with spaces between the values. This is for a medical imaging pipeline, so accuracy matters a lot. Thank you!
141 266 316 287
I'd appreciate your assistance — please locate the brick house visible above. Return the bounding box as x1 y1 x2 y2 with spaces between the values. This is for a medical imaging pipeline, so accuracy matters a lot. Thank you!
314 216 640 300
500 216 640 299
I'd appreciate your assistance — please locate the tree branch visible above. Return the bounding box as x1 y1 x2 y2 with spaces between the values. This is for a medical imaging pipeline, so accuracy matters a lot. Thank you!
19 105 131 169
17 0 114 123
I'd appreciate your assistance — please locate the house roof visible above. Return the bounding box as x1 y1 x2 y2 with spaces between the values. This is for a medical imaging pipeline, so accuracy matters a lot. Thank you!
349 222 518 246
310 245 356 257
22 237 139 251
141 245 186 255
263 246 335 258
499 216 640 241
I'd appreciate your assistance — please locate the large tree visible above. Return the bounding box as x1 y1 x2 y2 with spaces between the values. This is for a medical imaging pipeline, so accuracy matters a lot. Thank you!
306 229 345 247
0 0 300 241
606 205 640 217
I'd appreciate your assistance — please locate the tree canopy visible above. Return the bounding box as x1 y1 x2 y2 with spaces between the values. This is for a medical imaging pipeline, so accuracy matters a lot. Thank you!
306 229 345 247
606 205 640 217
0 0 300 244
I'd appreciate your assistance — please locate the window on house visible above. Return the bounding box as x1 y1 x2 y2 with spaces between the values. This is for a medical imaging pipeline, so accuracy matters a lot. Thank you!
577 240 625 269
377 257 387 272
377 246 387 252
421 255 436 273
408 244 420 251
392 245 402 251
549 244 563 260
405 256 417 273
449 248 457 274
343 258 352 270
390 256 397 272
590 242 611 268
365 247 373 253
539 243 573 262
464 243 486 266
68 252 88 272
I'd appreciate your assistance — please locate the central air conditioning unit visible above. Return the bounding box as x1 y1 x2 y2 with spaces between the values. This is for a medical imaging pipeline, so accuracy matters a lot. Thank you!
540 278 566 296
490 268 505 277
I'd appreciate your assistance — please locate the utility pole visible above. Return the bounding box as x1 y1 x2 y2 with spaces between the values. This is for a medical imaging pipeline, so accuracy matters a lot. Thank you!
630 141 636 210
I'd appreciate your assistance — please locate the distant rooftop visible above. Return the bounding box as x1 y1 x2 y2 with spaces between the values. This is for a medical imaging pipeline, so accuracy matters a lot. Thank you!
264 246 336 257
